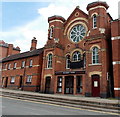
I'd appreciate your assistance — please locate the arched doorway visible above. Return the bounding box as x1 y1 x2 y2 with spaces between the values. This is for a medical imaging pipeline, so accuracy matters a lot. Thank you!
45 76 51 93
92 75 100 97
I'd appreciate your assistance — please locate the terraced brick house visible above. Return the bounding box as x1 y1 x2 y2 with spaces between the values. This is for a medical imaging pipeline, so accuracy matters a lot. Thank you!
1 38 43 92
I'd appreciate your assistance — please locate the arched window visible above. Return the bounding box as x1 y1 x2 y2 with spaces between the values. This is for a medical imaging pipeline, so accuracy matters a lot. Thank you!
66 55 70 69
92 47 99 64
93 14 97 28
47 54 52 68
72 51 81 62
49 26 53 39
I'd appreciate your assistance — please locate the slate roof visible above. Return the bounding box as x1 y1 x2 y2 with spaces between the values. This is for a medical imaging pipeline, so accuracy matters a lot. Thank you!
2 48 44 63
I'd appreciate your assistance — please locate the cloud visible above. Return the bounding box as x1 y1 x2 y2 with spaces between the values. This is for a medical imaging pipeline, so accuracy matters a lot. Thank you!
38 0 90 20
1 0 119 52
106 0 119 19
1 16 48 52
38 4 71 19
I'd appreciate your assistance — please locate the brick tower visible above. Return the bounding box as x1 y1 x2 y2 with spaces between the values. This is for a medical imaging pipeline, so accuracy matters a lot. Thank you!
41 15 65 93
85 1 113 98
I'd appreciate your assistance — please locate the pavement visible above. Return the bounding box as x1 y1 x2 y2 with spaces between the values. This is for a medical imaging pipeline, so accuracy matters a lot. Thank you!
0 88 119 105
1 88 120 115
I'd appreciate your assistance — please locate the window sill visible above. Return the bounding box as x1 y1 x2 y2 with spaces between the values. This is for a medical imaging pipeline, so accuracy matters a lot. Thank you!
45 68 53 70
88 63 102 66
66 68 70 70
92 27 97 29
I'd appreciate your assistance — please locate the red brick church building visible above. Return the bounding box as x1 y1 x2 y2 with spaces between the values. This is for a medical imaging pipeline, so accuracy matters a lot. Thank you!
1 1 120 98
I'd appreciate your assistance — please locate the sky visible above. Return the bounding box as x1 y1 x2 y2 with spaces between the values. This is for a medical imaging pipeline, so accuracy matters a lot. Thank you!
1 0 120 52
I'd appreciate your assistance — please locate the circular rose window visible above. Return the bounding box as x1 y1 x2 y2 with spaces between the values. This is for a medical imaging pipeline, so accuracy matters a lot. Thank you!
70 24 86 43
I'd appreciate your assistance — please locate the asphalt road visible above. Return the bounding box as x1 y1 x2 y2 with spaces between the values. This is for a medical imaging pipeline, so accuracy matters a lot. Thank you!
1 96 118 116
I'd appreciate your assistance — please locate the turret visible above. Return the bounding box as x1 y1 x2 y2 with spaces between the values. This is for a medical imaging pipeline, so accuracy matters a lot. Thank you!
87 1 109 36
47 15 66 45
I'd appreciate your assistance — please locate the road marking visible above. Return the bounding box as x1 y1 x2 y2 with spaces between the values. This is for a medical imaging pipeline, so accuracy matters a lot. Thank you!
1 96 119 115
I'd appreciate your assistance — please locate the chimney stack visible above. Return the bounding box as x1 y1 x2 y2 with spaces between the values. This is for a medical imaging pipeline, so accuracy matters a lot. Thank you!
30 37 37 51
7 44 13 56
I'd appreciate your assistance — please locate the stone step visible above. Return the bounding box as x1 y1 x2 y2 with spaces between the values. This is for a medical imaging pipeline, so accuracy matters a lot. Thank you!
1 91 120 115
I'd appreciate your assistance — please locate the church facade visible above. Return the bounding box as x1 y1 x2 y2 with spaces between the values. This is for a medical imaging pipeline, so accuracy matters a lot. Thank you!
1 1 120 98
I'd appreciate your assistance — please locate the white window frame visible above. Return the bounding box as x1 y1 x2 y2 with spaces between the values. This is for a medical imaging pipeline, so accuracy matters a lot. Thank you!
21 61 25 68
11 76 15 83
26 75 32 83
92 47 99 64
8 64 11 70
13 62 17 69
93 14 97 28
47 54 52 68
50 26 53 39
72 51 81 62
29 59 33 67
66 55 70 69
57 76 62 93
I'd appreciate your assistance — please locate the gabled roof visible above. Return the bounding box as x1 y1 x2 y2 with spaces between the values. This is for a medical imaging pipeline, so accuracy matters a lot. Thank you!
2 48 44 63
64 6 88 25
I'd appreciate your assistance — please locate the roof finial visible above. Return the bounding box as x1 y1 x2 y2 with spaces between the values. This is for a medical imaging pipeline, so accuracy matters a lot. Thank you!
33 37 36 40
76 6 80 9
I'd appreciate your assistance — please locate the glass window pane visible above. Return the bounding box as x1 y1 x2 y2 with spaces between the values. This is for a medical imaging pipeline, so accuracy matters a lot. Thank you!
30 60 33 67
47 54 52 68
92 47 99 64
72 51 81 61
93 14 97 28
11 76 15 83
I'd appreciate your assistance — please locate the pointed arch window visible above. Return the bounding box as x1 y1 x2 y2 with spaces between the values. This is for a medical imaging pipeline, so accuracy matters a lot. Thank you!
92 47 99 64
47 54 52 68
72 51 81 62
93 14 97 28
66 55 70 69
